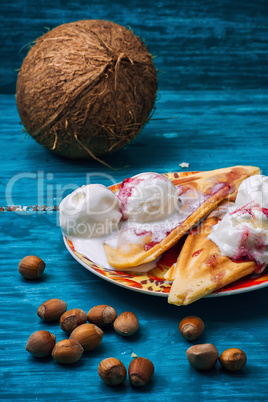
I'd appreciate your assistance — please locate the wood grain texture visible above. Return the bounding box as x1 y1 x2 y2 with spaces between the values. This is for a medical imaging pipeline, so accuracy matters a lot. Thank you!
1 0 268 400
1 0 268 93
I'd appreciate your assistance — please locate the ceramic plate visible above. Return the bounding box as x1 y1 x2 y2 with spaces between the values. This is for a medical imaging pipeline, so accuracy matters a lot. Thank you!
63 171 268 298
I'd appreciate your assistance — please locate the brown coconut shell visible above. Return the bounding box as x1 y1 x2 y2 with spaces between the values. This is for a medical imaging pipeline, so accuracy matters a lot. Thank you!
16 20 157 159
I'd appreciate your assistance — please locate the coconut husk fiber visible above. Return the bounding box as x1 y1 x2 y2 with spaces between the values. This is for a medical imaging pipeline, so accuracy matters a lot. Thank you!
16 20 158 160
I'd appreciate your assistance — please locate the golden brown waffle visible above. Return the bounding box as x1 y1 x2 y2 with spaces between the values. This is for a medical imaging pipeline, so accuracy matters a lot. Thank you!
167 201 258 306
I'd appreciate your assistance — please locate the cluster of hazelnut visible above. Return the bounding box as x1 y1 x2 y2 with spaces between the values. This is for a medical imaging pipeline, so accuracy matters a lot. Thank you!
20 256 246 381
179 316 247 372
20 255 154 387
25 297 153 386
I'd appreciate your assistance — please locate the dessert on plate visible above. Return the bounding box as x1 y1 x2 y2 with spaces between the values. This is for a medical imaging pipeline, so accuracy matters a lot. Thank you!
59 164 268 305
167 174 268 305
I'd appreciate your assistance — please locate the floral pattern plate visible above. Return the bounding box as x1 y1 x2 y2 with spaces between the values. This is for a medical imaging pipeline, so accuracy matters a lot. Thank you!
63 171 268 298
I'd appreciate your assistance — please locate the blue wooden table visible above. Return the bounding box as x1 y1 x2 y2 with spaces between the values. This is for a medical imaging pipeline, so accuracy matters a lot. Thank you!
1 1 268 401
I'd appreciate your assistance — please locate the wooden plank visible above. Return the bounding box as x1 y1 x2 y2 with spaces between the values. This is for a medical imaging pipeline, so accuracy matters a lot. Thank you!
1 0 268 398
1 90 268 207
1 0 268 93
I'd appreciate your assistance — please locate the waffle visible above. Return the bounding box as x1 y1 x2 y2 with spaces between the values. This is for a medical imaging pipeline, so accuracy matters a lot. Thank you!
167 201 258 305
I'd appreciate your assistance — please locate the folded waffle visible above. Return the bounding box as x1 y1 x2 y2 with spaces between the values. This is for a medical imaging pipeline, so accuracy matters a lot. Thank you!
104 165 260 269
167 201 259 306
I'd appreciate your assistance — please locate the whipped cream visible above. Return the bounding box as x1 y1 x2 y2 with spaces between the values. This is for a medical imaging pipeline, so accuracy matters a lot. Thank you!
208 175 268 270
117 172 179 222
60 184 122 238
235 174 268 209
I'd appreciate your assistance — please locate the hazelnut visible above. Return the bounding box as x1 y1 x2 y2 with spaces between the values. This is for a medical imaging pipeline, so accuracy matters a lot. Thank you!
87 305 117 327
219 348 247 372
52 339 84 364
186 343 218 371
128 357 154 387
70 323 103 351
18 255 45 279
60 308 87 334
26 330 56 358
98 357 127 385
113 312 139 336
37 298 67 322
179 316 204 341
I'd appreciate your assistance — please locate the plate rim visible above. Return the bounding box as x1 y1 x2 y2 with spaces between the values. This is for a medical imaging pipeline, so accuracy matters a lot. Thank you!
63 235 268 298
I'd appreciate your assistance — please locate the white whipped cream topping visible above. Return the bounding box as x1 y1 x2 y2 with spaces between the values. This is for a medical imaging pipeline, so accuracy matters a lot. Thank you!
59 184 122 238
117 172 179 222
208 175 268 268
235 174 268 209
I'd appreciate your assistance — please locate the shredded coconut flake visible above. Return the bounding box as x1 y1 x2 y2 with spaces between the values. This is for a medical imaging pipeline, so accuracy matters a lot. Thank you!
179 162 190 168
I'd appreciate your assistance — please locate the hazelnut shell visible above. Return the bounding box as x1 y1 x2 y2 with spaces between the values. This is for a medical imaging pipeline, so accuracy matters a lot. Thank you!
128 357 154 387
18 255 45 279
113 312 139 336
69 323 103 351
37 298 67 322
179 316 204 341
60 308 87 334
26 330 56 358
219 348 247 372
186 343 219 371
98 357 127 385
52 339 84 364
87 305 117 327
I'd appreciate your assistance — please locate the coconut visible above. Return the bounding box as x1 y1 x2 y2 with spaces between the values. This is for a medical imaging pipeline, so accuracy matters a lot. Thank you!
16 20 157 160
